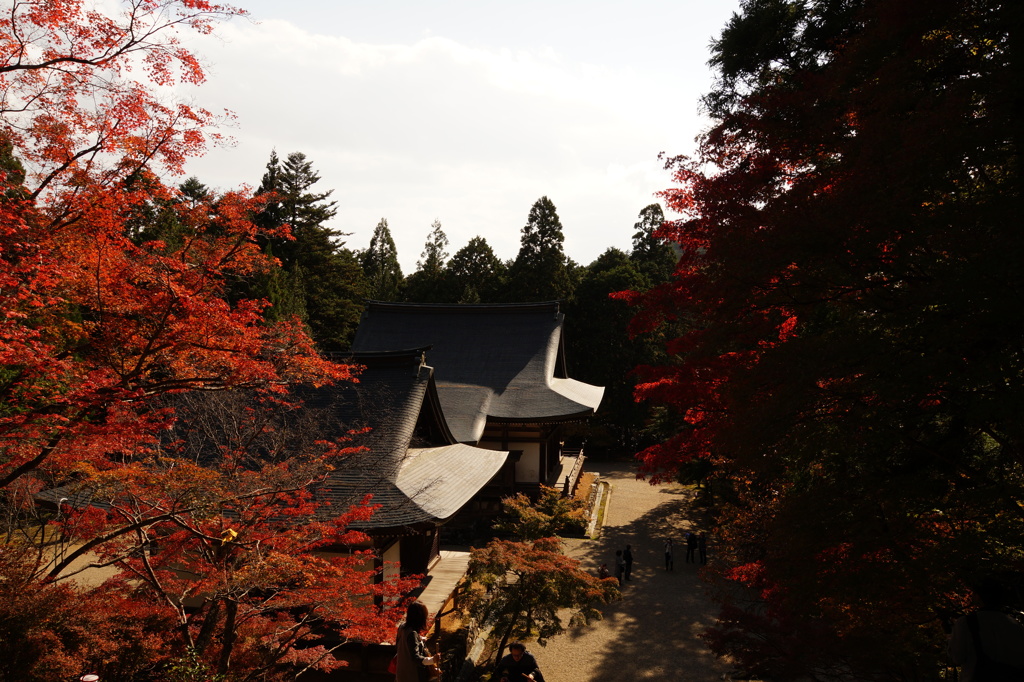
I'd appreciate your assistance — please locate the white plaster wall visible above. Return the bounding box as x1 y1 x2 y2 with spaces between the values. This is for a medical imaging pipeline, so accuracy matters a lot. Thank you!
383 540 400 583
515 443 541 483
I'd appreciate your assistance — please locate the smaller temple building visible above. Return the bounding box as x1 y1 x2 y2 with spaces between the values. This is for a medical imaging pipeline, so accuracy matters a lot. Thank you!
298 348 508 577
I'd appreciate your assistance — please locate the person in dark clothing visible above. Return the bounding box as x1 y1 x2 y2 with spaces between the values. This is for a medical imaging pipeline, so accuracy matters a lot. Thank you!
614 549 625 586
395 601 437 682
497 642 545 682
948 579 1024 681
698 532 708 564
686 532 697 563
623 544 634 581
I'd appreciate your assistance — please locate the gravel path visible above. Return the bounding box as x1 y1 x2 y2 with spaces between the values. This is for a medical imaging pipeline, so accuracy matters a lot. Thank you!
530 461 731 682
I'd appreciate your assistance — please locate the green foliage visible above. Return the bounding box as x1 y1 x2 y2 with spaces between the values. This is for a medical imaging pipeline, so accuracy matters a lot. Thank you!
564 204 681 454
630 203 676 288
461 536 618 663
492 485 588 540
361 218 404 301
0 135 28 200
163 648 227 682
178 176 211 206
251 150 367 350
404 219 450 302
565 248 652 453
445 236 507 303
508 196 574 301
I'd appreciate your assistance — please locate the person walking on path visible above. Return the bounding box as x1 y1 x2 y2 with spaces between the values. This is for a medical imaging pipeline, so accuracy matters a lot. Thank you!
531 462 733 682
614 550 625 586
624 544 634 581
394 601 437 682
698 532 708 564
664 538 674 571
686 532 697 563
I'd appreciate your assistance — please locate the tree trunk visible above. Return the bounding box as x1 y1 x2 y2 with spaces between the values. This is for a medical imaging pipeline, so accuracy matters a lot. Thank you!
217 598 238 676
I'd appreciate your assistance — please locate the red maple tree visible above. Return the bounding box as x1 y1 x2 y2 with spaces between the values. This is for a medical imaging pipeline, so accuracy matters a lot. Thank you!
620 0 1024 679
1 2 415 679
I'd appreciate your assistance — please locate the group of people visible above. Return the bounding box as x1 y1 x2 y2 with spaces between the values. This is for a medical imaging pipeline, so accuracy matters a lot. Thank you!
393 601 545 682
664 531 708 568
596 544 635 586
393 561 1024 682
678 531 707 566
593 532 712 581
595 534 710 585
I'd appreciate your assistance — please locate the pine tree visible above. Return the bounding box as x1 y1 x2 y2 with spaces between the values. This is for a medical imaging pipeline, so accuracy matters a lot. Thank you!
251 150 367 350
445 236 507 303
630 203 676 288
508 196 573 301
404 219 449 302
178 176 211 207
361 218 404 301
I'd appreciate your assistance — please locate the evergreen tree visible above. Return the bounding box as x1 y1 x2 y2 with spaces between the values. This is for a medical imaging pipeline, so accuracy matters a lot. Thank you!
565 248 661 454
0 135 27 200
404 219 450 302
445 236 507 303
361 218 404 301
630 203 677 287
178 176 211 207
278 152 338 242
508 196 573 302
255 151 339 265
251 150 367 350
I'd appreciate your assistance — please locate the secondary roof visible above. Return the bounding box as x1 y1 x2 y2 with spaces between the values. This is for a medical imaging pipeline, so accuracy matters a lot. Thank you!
302 348 508 530
351 301 605 443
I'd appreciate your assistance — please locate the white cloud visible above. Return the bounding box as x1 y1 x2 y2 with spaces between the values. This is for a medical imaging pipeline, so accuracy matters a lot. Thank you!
178 9 720 272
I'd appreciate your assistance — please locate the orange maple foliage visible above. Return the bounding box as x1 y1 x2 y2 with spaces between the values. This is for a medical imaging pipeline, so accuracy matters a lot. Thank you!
1 3 413 680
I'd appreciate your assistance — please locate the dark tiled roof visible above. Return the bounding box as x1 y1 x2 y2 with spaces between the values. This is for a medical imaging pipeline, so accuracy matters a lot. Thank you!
351 302 605 443
38 351 507 532
304 350 508 529
294 349 439 480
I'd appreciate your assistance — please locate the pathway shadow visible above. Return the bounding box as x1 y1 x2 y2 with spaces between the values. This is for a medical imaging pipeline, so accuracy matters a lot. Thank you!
540 462 729 682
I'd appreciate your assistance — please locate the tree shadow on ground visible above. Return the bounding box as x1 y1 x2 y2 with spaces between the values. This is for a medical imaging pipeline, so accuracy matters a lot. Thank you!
537 462 734 682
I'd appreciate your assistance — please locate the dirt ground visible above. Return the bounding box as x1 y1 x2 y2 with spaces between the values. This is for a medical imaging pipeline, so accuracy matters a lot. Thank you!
529 461 733 682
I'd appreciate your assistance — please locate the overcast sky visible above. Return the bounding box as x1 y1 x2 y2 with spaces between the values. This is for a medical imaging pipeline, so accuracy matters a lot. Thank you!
179 0 742 272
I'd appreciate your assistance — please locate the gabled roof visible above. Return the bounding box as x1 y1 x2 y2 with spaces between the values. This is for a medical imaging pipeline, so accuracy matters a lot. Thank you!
351 301 605 443
302 349 508 530
39 351 508 532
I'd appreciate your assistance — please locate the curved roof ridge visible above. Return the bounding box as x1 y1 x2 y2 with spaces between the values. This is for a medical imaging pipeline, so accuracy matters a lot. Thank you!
351 302 604 442
346 347 432 359
364 300 562 315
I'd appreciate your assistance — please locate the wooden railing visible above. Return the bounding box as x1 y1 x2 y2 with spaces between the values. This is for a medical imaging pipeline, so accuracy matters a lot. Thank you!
559 448 585 497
